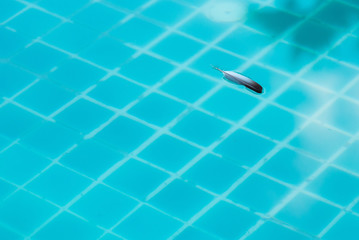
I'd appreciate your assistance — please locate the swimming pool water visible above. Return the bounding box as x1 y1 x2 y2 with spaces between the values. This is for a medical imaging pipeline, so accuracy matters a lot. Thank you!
1 0 359 239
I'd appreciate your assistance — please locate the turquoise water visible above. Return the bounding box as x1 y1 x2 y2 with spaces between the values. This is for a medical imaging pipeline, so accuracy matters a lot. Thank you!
1 0 359 239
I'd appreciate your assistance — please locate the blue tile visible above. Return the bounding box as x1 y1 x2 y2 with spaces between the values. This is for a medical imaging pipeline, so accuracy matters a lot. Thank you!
0 135 10 151
314 1 359 31
275 193 340 236
246 221 310 240
73 3 125 32
0 64 35 97
0 225 22 240
0 144 49 185
218 26 272 58
160 70 215 103
60 139 124 179
70 184 137 228
12 43 67 74
194 201 259 239
114 205 182 240
21 122 81 158
183 154 246 194
345 80 359 100
15 80 75 116
318 98 359 133
27 164 91 205
33 212 103 240
260 148 320 186
245 105 304 141
7 8 61 37
38 0 90 17
174 227 219 240
110 17 164 47
49 58 106 91
0 190 57 235
105 158 169 200
215 129 275 167
99 233 123 240
170 110 230 147
139 134 200 172
229 173 290 213
128 93 185 127
80 37 134 69
306 167 359 206
0 27 29 58
55 98 114 134
95 116 154 153
259 42 316 74
150 179 213 220
289 122 349 160
329 36 359 67
119 54 175 86
273 0 322 15
334 140 359 174
105 0 148 10
43 22 99 53
179 0 207 6
142 0 192 26
323 213 359 240
352 202 359 213
0 179 15 201
152 33 204 62
302 58 358 91
244 6 301 36
88 76 146 109
274 81 333 116
180 14 231 42
0 104 41 139
0 0 25 23
286 20 342 53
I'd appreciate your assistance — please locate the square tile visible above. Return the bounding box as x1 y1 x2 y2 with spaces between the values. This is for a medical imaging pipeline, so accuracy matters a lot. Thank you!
306 166 359 206
215 129 275 167
33 212 103 240
345 80 359 100
160 70 215 103
12 43 67 74
0 225 22 240
88 76 146 109
128 93 185 127
152 33 204 62
260 148 320 186
99 233 123 240
323 213 359 240
0 0 24 22
275 193 340 236
0 103 41 139
139 134 200 172
229 173 290 213
0 64 35 97
245 105 304 141
80 37 134 69
55 98 114 134
27 164 91 205
329 36 359 67
149 179 213 220
70 184 137 228
183 154 246 194
174 227 218 240
73 3 125 32
274 81 333 116
318 98 359 133
119 54 175 86
95 116 154 153
289 122 349 160
104 158 169 200
105 0 148 10
114 205 182 240
0 28 28 58
170 110 230 147
218 26 272 58
43 22 99 53
0 190 57 235
273 0 322 15
334 140 359 174
49 58 106 91
15 80 75 116
259 42 316 74
110 17 164 47
0 144 49 185
244 6 301 36
194 201 259 239
38 0 90 17
7 8 61 37
0 179 16 201
60 139 123 179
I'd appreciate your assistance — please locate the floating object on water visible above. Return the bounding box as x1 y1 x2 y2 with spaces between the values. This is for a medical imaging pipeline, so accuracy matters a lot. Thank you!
212 66 263 94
